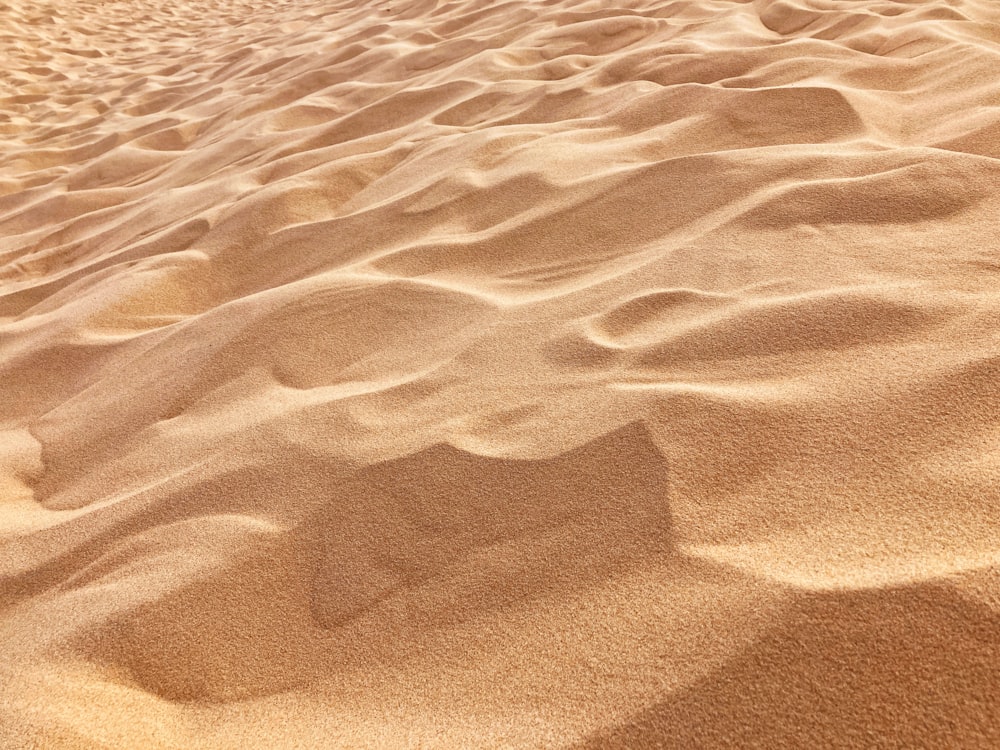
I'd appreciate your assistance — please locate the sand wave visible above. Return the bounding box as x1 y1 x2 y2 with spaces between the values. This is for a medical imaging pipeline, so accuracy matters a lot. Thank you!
3 0 1000 746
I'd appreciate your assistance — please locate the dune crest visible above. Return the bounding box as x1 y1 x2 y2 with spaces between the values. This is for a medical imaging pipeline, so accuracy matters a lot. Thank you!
3 0 1000 747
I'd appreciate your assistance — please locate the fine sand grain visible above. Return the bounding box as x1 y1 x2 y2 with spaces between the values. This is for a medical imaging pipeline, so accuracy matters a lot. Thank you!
2 0 1000 747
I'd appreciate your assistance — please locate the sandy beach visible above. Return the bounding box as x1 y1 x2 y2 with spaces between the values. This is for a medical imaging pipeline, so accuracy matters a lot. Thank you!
2 0 1000 746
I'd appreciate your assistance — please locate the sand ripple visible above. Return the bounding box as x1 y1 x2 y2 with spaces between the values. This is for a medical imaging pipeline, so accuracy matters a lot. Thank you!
2 0 1000 746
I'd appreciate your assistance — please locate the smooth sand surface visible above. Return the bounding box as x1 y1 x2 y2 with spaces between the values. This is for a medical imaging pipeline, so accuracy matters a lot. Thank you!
2 0 1000 747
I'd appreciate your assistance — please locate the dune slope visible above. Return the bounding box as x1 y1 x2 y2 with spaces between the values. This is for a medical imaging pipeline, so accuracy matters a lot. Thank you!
2 0 1000 747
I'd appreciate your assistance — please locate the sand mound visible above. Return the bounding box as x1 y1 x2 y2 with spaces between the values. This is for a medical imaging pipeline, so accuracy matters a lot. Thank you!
2 0 1000 747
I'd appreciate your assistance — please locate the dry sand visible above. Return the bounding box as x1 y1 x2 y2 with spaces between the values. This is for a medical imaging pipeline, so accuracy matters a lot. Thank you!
2 0 1000 746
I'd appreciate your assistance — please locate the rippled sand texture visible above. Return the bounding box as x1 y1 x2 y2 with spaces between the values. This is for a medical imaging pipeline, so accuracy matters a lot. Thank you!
3 0 1000 746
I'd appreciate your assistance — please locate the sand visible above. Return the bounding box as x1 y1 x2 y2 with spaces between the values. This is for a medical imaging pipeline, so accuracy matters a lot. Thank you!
2 0 1000 746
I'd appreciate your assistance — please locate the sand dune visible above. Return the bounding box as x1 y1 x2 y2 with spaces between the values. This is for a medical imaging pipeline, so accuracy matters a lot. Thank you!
2 0 1000 746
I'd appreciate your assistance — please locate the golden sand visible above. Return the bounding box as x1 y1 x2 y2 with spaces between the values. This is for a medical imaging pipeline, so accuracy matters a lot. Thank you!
2 0 1000 746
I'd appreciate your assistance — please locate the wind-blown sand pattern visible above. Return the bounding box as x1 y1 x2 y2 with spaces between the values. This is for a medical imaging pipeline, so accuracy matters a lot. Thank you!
2 0 1000 746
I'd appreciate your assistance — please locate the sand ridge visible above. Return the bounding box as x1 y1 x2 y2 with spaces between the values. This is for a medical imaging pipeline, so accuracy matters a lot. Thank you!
2 0 1000 747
